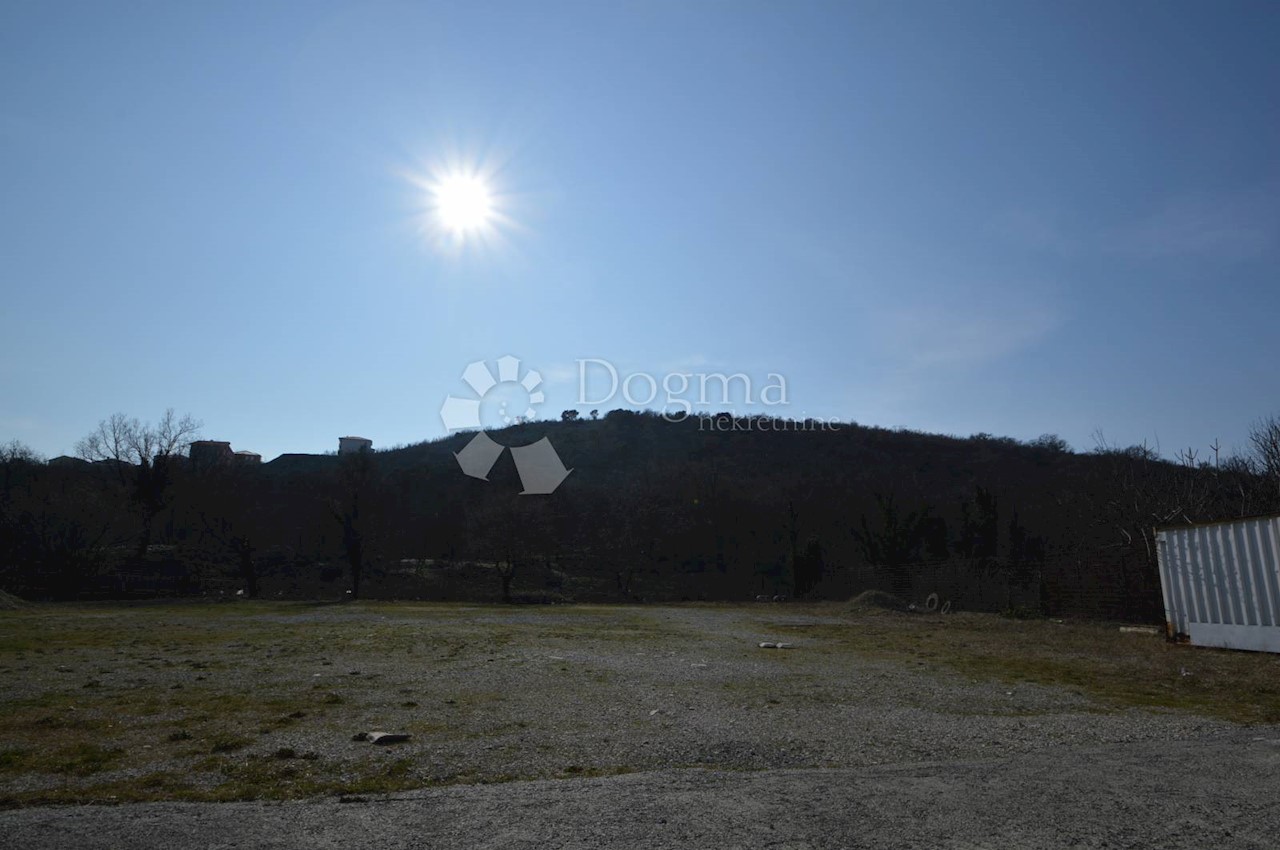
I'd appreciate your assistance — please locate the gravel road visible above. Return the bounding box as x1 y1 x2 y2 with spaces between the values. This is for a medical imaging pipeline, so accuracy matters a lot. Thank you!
4 730 1278 849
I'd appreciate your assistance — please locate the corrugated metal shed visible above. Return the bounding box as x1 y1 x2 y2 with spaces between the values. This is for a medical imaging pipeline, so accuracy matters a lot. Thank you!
1155 514 1280 653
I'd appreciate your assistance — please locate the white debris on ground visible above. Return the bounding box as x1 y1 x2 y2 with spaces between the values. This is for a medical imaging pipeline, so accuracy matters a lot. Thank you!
351 731 412 745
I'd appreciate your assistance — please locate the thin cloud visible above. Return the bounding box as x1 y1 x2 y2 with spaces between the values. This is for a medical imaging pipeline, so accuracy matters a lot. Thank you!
872 294 1062 372
996 196 1276 262
1116 198 1275 261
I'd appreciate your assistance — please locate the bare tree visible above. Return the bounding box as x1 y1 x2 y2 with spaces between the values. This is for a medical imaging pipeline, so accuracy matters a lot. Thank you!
2 441 42 499
1 440 41 465
1250 415 1280 494
76 410 201 559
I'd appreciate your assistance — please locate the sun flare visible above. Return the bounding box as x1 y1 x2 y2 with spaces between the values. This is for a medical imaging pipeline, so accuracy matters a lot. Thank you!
406 155 513 254
432 172 494 236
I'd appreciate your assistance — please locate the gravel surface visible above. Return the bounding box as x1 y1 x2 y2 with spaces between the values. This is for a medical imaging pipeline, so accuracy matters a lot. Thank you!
2 602 1277 847
3 732 1279 849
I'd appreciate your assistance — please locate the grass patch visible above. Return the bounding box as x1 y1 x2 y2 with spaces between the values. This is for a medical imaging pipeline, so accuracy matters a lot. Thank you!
50 743 124 776
208 738 252 754
824 609 1280 724
0 749 31 773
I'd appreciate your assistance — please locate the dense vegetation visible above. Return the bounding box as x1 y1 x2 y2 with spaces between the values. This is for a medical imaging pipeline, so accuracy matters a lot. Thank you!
3 410 1279 621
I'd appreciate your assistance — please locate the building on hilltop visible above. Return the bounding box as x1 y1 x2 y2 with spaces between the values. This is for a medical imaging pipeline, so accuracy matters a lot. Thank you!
190 440 262 470
47 455 90 468
338 436 373 455
189 440 233 469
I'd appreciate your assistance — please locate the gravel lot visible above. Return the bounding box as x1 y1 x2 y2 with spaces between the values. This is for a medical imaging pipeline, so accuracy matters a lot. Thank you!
2 602 1277 847
4 733 1279 849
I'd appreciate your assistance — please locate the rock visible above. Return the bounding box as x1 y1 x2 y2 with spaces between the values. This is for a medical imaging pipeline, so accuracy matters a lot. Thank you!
367 731 411 745
758 642 792 649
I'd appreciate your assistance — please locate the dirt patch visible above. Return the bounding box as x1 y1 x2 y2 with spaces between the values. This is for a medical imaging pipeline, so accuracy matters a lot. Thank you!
0 590 29 611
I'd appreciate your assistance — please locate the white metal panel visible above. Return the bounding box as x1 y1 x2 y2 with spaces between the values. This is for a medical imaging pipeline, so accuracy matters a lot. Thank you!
1189 622 1280 654
1156 515 1280 652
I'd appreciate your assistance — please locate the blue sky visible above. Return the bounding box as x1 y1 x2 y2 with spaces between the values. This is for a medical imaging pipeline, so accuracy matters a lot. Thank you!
2 0 1277 462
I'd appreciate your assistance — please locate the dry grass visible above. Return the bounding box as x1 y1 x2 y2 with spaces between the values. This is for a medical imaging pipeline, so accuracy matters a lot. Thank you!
0 602 671 805
810 606 1280 724
1 600 1277 807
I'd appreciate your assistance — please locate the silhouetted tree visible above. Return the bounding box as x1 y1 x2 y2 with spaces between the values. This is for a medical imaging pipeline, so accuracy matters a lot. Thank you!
75 410 200 559
1250 414 1280 500
1028 433 1071 454
793 535 825 597
853 494 931 598
957 486 1000 560
0 452 113 598
602 465 683 600
190 462 267 598
1004 510 1045 608
329 449 378 599
920 516 950 561
465 492 546 603
1 440 41 467
784 501 800 595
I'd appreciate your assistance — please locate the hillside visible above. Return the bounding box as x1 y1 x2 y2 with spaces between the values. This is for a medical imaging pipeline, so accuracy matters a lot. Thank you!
3 411 1275 618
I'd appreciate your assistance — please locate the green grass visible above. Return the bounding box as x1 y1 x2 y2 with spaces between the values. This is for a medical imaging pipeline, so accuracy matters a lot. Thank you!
51 743 124 777
0 742 131 780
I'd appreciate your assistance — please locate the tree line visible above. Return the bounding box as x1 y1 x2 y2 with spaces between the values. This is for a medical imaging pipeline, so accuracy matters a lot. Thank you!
3 409 1280 620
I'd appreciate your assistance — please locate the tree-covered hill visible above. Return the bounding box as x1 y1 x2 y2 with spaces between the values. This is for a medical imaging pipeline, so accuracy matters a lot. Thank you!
3 412 1277 619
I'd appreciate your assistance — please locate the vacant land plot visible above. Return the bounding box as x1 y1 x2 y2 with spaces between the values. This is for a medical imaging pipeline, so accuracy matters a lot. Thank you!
2 600 1277 810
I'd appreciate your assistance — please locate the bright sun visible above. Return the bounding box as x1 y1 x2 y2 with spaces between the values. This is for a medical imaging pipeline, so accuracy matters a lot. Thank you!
433 173 494 235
